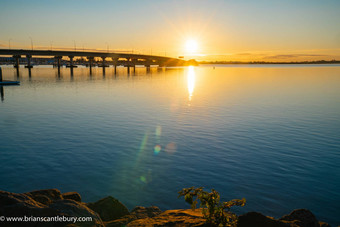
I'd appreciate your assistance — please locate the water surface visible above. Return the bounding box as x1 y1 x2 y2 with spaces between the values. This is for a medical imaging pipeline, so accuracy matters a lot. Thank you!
0 65 339 225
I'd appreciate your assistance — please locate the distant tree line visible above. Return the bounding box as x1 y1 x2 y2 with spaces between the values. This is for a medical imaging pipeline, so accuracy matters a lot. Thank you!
199 60 340 64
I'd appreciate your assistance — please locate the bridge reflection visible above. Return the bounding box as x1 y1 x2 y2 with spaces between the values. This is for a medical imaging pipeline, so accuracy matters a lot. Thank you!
0 66 187 102
4 65 174 81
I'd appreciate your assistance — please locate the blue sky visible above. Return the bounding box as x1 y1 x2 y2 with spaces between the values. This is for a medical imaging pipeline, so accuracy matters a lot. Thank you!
1 0 339 61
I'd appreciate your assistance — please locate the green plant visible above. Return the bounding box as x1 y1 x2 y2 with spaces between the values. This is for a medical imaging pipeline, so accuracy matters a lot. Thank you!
178 187 246 227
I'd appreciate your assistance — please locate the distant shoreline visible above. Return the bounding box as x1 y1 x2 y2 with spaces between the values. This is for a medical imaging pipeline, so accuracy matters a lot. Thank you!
198 60 340 64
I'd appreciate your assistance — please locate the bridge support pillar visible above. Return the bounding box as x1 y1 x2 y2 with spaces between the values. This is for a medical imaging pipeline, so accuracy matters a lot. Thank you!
68 56 74 67
112 58 118 74
25 55 33 68
101 57 107 75
146 64 151 72
145 59 151 72
55 56 62 74
101 57 107 67
13 55 21 69
55 56 62 68
126 58 131 74
68 56 74 76
87 57 94 74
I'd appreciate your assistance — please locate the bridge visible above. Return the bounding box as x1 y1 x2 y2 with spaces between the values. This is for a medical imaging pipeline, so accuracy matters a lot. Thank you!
0 49 196 73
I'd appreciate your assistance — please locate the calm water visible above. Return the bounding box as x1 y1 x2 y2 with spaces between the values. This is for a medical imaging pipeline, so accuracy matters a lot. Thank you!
0 65 339 225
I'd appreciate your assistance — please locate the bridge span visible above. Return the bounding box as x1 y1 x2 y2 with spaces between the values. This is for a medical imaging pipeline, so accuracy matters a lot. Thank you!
0 49 197 74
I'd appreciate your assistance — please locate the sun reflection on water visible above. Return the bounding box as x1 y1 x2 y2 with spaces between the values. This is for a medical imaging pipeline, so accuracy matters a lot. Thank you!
187 66 196 101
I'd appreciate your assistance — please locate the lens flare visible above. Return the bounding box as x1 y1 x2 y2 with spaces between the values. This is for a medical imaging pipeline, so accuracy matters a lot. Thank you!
165 142 177 154
155 125 162 138
140 176 147 183
139 133 148 153
154 145 161 154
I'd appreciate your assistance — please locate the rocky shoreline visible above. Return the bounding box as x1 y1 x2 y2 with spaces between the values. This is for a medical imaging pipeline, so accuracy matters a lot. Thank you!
0 189 331 227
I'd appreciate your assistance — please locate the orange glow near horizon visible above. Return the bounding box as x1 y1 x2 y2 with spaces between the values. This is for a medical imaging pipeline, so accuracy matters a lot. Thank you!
0 1 339 62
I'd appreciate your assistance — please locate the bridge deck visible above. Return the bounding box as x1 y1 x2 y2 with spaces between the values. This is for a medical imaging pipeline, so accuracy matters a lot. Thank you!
0 49 184 63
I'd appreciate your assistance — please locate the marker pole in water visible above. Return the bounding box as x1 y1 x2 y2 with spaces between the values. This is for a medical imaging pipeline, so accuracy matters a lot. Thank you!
0 66 2 82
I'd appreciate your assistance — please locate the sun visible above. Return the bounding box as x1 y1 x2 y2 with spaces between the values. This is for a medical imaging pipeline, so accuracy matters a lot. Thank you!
185 39 198 54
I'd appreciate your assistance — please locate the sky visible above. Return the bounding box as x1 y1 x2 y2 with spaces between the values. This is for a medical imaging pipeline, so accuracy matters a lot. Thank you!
0 0 339 62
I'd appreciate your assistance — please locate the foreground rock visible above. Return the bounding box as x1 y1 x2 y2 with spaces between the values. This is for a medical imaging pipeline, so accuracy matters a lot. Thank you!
122 208 331 227
62 192 82 202
105 206 162 227
87 196 129 222
24 189 63 205
0 189 332 227
126 209 207 227
238 209 330 227
0 189 104 227
280 209 321 227
238 212 290 227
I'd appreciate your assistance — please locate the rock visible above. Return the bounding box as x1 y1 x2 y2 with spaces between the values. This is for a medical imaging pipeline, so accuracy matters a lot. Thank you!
0 190 104 227
105 218 132 227
319 222 331 227
1 189 332 227
24 189 63 205
87 196 129 222
126 209 208 227
238 212 290 227
108 208 332 227
0 190 46 217
49 199 103 226
238 209 331 227
105 206 162 227
130 206 162 219
280 209 319 227
62 192 82 202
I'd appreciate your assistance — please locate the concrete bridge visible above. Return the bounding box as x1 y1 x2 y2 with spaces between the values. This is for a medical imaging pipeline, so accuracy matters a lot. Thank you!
0 49 196 74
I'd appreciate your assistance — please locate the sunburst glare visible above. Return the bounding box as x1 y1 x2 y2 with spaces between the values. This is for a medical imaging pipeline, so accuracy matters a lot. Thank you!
187 66 196 101
185 39 198 54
